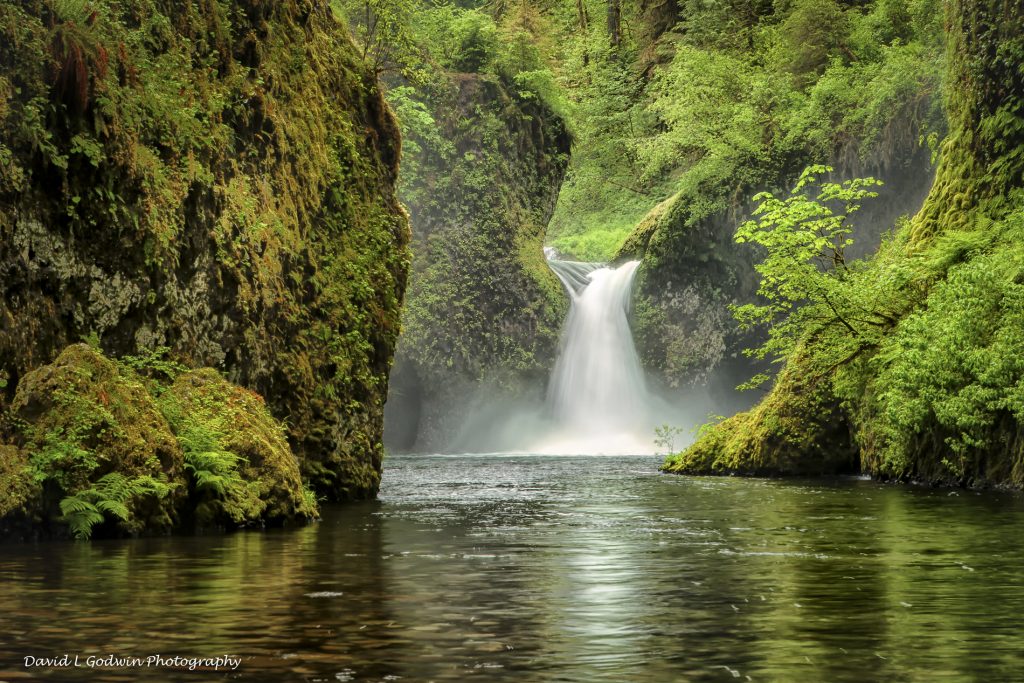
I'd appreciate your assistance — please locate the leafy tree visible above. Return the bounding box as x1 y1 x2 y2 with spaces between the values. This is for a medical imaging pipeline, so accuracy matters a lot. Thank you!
332 0 426 80
774 0 852 86
731 165 886 387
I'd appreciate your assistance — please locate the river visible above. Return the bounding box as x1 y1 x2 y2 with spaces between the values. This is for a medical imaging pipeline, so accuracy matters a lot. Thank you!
2 454 1023 681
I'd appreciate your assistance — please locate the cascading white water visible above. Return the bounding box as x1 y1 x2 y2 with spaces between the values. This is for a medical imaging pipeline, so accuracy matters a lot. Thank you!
531 258 664 455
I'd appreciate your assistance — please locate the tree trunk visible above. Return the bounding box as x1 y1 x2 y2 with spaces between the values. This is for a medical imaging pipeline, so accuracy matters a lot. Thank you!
576 0 589 30
912 0 1024 240
607 0 621 47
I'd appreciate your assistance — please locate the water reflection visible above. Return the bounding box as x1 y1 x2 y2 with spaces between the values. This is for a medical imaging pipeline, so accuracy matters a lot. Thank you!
1 455 1024 681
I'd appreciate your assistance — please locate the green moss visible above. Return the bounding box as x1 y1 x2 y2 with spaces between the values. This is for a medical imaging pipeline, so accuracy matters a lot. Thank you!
162 369 317 528
11 344 184 536
389 73 570 448
616 193 678 260
1 343 317 538
0 444 38 520
0 0 409 502
669 0 1024 489
663 346 857 476
910 0 1024 241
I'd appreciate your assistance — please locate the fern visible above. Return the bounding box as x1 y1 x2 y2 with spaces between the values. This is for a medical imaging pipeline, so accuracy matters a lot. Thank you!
95 499 130 520
179 424 247 506
117 347 186 385
59 472 174 539
59 497 104 540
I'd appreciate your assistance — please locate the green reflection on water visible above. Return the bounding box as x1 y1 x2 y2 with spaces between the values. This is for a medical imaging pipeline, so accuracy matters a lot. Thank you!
1 456 1023 682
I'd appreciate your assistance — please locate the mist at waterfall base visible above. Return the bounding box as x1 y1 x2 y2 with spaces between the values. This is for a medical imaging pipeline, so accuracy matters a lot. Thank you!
449 256 717 456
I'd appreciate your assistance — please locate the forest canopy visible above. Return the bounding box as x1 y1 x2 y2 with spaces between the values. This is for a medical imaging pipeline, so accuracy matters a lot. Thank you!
333 0 945 261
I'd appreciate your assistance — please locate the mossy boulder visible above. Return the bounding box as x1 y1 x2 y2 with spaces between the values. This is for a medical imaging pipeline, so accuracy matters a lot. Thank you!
0 343 318 539
10 344 184 536
162 368 316 528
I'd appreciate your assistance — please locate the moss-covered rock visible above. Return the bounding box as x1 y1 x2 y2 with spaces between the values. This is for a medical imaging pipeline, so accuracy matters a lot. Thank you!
668 0 1024 489
0 343 317 539
0 0 409 501
663 347 857 476
10 344 184 537
385 74 571 451
0 444 39 533
162 368 316 528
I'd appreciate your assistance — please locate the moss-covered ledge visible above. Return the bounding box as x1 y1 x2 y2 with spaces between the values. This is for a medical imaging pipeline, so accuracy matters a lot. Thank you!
0 344 317 541
662 347 858 477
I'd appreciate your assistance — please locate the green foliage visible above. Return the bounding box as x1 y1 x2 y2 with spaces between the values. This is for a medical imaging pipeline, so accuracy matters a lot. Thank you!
449 9 500 72
653 423 686 454
773 0 850 86
547 0 945 258
732 165 884 376
11 345 184 537
693 414 727 440
160 368 318 526
849 203 1024 483
339 1 563 108
549 224 634 261
117 347 186 387
177 423 246 500
369 2 572 448
669 0 1024 488
332 0 426 80
662 343 859 477
60 473 173 540
5 343 317 538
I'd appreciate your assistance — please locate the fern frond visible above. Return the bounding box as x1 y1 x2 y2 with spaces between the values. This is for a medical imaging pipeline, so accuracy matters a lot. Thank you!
59 495 98 516
95 499 130 520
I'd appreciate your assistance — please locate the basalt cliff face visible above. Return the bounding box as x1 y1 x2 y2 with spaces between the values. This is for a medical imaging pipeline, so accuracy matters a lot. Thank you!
0 0 410 521
385 74 570 452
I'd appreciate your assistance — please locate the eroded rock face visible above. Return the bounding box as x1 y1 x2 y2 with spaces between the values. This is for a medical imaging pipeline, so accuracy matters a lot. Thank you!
0 1 409 500
385 74 571 452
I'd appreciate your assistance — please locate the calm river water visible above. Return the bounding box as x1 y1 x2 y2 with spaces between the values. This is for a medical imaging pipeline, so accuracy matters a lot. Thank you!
2 454 1024 682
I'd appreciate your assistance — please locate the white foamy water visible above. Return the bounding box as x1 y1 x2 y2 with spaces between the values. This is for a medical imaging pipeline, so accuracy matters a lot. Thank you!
530 259 665 455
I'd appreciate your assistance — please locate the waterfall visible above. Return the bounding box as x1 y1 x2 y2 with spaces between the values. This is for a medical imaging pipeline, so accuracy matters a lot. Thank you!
531 258 663 455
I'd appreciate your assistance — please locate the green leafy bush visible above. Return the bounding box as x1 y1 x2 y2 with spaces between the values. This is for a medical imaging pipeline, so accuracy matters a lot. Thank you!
732 165 884 377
